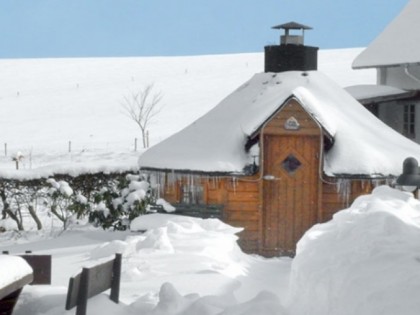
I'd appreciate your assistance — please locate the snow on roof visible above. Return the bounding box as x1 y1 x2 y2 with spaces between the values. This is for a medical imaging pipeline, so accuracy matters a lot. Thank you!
353 0 420 69
345 84 415 103
138 71 420 177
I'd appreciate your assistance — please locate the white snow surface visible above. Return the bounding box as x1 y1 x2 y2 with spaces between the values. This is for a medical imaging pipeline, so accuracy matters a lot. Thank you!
1 186 420 314
0 48 374 179
1 47 419 314
0 256 32 290
139 71 420 176
288 186 420 315
353 0 420 68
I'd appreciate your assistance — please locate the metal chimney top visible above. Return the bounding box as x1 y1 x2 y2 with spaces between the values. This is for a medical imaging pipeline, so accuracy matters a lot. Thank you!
272 21 313 31
272 21 313 46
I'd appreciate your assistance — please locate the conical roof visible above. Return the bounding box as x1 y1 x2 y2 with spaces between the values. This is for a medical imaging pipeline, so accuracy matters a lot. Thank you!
139 71 420 177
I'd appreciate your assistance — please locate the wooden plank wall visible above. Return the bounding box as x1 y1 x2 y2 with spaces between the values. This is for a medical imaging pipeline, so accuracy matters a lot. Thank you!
223 178 261 253
157 172 386 255
321 178 381 222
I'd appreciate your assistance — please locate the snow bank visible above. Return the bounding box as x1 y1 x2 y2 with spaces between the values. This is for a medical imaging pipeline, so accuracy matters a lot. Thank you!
130 213 243 235
79 213 285 315
155 198 176 212
128 282 286 315
288 186 420 315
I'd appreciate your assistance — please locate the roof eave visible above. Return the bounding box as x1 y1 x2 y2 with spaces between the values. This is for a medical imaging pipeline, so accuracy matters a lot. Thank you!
326 173 394 180
353 61 420 70
140 166 244 177
357 91 418 105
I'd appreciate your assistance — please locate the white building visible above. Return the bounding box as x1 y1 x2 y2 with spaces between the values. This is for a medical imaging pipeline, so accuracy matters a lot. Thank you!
350 0 420 142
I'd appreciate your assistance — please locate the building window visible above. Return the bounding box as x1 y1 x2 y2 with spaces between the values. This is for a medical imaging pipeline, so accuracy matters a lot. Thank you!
403 104 416 139
282 154 302 174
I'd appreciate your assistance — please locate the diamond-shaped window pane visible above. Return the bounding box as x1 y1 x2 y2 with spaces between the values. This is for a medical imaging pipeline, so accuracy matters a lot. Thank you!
282 154 302 173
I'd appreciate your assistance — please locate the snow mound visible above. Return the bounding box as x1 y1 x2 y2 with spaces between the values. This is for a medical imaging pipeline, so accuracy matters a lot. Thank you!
0 256 33 289
130 213 243 235
90 240 128 259
155 198 176 212
123 214 247 290
129 282 286 315
136 227 175 253
288 185 420 315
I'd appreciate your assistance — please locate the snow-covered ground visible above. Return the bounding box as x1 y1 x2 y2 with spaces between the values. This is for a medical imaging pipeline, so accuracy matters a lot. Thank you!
0 48 374 178
1 186 419 314
4 49 416 315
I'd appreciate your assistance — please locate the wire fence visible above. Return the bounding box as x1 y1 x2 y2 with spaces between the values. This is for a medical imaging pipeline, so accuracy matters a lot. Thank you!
2 137 150 157
0 138 148 171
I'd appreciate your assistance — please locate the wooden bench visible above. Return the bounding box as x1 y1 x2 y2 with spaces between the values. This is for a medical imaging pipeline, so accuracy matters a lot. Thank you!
0 256 33 315
65 253 122 315
2 251 52 285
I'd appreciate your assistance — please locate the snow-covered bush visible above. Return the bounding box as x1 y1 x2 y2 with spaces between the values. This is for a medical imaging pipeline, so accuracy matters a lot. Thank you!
88 174 153 230
0 179 44 231
0 172 154 232
45 178 90 229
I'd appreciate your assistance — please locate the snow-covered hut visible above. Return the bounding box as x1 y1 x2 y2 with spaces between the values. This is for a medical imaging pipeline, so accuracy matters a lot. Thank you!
138 70 420 256
351 0 420 142
138 21 420 257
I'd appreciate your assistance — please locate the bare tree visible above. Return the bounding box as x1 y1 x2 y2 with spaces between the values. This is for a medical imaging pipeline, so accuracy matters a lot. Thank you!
122 84 163 148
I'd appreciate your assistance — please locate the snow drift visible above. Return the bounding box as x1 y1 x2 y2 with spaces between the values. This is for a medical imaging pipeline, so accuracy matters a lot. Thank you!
288 186 420 315
4 186 420 314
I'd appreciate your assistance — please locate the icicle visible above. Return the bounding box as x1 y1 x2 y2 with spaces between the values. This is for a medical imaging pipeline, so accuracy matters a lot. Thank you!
231 176 238 195
336 178 351 206
215 176 220 189
190 175 194 204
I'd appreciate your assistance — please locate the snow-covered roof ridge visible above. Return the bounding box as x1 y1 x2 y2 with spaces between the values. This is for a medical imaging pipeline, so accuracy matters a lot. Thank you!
353 0 420 69
138 71 420 177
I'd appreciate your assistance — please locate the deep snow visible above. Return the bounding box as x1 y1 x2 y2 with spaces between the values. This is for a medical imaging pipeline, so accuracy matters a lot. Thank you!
1 186 420 314
1 48 417 314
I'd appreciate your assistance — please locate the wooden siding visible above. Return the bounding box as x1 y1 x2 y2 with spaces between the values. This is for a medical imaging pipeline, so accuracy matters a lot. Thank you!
321 178 381 222
263 99 321 136
157 173 383 256
224 178 260 252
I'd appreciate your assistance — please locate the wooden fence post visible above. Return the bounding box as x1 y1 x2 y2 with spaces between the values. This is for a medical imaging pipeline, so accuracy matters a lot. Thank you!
110 253 122 303
76 268 89 315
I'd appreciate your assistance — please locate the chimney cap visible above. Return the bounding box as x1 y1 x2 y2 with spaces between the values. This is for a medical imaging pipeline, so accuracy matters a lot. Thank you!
272 21 313 31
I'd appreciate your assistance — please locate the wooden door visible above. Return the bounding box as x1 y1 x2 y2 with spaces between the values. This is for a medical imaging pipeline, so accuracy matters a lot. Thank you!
262 134 321 256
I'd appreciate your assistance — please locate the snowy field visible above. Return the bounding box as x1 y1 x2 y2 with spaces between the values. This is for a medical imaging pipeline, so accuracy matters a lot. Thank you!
1 186 420 315
0 48 374 178
3 49 417 315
